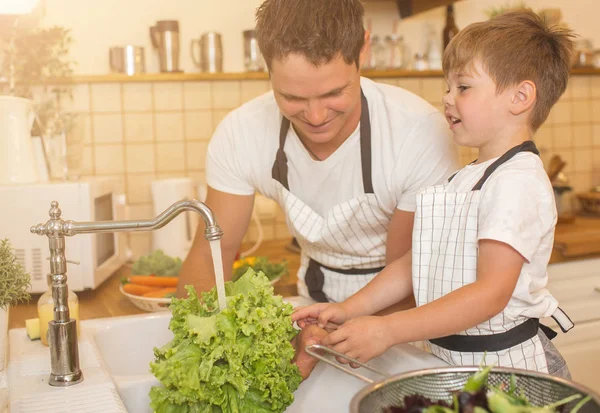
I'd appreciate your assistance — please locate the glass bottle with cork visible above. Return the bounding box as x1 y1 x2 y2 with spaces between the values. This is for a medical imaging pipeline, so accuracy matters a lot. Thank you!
443 3 460 50
37 274 80 346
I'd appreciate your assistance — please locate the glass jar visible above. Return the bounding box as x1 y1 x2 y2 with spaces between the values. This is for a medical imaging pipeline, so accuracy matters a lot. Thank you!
243 30 265 72
363 35 387 71
37 275 80 346
385 34 409 69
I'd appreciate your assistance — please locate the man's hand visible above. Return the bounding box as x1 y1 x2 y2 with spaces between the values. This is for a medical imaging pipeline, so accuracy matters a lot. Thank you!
321 316 393 366
291 324 329 380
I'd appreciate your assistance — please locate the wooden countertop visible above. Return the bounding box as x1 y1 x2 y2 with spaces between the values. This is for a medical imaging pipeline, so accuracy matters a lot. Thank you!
8 240 301 330
8 216 600 330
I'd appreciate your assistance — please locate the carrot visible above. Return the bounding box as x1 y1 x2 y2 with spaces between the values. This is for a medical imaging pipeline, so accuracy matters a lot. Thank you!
123 283 162 296
127 276 179 287
142 288 177 298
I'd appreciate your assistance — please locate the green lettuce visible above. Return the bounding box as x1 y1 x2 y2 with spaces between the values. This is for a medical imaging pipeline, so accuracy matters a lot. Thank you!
149 269 302 413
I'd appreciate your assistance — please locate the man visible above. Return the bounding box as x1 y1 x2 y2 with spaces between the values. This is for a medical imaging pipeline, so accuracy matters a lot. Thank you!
178 0 458 310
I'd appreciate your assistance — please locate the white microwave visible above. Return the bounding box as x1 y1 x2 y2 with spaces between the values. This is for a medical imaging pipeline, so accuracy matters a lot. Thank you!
0 177 130 293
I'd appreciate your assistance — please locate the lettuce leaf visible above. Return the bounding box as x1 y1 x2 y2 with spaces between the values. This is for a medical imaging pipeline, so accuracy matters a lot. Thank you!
149 269 302 413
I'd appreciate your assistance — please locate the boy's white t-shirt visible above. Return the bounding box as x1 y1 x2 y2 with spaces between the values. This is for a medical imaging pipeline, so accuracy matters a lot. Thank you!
446 152 559 320
206 77 458 217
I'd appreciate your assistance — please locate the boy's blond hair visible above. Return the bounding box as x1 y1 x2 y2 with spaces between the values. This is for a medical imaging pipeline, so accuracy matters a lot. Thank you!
443 9 575 131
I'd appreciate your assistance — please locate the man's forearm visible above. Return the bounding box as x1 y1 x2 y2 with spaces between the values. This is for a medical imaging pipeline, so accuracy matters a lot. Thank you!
176 240 237 297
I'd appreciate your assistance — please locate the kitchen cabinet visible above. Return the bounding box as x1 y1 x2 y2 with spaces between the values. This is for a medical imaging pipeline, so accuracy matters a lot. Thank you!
544 258 600 392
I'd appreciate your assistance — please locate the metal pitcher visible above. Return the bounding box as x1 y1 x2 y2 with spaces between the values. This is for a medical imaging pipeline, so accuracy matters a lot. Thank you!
150 20 181 73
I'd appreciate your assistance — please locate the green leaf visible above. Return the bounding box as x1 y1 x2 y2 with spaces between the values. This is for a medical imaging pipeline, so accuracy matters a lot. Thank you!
149 269 301 413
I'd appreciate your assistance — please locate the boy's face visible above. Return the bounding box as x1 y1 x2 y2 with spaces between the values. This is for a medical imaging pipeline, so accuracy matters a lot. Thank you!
443 61 515 149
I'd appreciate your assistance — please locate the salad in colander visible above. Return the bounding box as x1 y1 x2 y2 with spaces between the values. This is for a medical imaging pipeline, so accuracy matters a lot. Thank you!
385 365 592 413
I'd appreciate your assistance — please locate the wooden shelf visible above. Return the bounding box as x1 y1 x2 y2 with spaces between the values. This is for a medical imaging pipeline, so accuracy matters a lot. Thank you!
15 67 600 85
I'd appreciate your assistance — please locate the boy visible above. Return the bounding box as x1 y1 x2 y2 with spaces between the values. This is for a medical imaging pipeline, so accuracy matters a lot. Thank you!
292 9 576 378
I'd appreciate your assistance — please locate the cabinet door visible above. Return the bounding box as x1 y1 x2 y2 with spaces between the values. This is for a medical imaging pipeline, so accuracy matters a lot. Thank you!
551 320 600 393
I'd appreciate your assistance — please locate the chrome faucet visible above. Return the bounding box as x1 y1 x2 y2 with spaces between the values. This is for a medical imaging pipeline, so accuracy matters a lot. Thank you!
30 199 224 387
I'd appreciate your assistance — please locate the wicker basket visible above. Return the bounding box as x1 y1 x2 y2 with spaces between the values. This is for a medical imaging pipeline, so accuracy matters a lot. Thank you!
577 192 600 216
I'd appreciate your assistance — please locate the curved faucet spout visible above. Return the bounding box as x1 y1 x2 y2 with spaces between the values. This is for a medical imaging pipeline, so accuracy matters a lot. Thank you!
56 199 223 241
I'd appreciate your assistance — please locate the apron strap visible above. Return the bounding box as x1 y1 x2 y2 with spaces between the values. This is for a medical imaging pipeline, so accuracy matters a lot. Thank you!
471 140 540 191
359 90 374 194
305 258 384 302
271 89 374 193
430 318 542 352
271 117 291 191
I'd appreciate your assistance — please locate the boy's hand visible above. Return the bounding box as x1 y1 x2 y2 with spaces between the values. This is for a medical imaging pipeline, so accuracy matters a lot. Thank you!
321 316 393 365
292 303 348 330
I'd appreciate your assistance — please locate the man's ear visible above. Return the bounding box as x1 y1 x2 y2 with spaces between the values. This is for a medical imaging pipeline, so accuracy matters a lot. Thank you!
510 80 536 116
358 31 370 69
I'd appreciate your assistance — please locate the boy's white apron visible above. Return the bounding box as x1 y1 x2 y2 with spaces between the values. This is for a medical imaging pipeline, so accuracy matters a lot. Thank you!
412 141 573 371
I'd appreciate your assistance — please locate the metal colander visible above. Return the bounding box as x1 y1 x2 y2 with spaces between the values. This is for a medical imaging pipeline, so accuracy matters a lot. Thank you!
304 345 600 413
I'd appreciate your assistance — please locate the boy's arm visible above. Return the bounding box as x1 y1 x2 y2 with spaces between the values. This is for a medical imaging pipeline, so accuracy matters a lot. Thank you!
342 250 414 319
292 250 413 326
323 239 524 361
386 239 524 343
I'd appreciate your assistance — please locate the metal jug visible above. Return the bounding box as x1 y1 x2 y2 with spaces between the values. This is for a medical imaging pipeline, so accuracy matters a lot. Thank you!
150 20 181 73
191 32 223 73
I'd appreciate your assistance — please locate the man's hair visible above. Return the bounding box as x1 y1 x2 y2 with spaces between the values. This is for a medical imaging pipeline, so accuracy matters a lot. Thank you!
255 0 365 70
443 9 575 131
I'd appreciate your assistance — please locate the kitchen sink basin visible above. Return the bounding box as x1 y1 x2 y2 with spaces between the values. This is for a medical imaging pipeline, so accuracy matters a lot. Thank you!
82 297 447 413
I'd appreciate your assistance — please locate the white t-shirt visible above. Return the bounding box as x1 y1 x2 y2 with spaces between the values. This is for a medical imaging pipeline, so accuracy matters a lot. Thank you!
446 152 559 320
206 77 458 217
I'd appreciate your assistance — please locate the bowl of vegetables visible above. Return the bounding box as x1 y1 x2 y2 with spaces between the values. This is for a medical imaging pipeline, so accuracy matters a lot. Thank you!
120 251 289 312
120 250 181 312
350 365 599 413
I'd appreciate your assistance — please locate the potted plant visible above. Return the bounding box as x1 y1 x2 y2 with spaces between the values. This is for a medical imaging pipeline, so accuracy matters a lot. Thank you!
0 238 31 371
1 24 76 133
1 23 77 182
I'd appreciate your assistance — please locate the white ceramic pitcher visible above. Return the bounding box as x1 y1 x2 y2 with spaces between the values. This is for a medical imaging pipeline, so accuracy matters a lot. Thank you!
0 96 39 184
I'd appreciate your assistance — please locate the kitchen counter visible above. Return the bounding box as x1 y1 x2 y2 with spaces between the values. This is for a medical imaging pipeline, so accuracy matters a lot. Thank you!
8 240 301 330
9 216 600 329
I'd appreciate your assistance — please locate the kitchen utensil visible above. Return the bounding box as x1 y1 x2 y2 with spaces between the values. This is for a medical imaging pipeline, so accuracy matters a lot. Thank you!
109 45 145 75
547 154 567 183
305 344 600 413
0 96 39 184
150 20 181 73
243 30 265 72
191 31 223 73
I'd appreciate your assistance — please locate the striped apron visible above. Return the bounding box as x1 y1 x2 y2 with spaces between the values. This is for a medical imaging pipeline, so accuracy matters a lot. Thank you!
413 141 574 373
271 90 389 303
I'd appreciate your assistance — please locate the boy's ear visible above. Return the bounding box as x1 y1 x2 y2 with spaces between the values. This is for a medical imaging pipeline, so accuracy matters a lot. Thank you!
510 80 536 116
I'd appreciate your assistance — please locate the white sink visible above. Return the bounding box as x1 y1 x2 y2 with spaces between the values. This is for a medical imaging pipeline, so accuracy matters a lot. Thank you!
82 297 447 413
81 313 170 413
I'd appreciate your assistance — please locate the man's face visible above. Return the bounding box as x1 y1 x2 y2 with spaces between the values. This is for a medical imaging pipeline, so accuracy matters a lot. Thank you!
270 53 362 146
